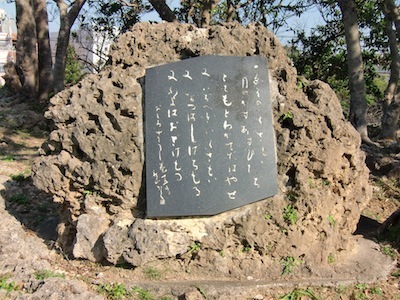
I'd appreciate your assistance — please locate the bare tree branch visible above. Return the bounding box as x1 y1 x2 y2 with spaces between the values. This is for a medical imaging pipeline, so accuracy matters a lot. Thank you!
148 0 177 22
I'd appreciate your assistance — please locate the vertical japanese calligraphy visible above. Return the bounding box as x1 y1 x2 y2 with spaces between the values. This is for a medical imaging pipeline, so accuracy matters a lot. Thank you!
145 56 278 217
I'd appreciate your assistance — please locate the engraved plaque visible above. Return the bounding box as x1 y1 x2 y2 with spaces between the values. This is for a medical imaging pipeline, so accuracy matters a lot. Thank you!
145 55 278 217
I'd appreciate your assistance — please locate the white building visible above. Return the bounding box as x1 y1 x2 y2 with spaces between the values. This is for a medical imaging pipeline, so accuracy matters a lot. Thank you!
50 25 114 74
0 9 16 83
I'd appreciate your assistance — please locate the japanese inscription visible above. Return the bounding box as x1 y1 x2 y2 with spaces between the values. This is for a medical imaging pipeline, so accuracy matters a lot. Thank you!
145 56 278 217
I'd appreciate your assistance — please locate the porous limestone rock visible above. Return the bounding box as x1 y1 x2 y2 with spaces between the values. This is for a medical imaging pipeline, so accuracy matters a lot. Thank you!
32 22 371 279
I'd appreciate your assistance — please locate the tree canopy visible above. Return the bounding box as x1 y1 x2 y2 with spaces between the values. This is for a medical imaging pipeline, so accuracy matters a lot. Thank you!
10 0 400 139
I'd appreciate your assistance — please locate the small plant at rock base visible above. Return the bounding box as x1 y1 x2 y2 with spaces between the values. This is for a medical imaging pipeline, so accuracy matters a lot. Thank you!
10 173 27 182
327 215 336 226
143 267 161 280
241 245 251 253
321 178 331 188
381 244 396 259
280 256 300 275
132 286 155 300
279 111 294 123
308 177 315 188
1 155 14 162
336 284 347 295
353 283 368 300
371 286 383 295
264 212 272 220
327 253 335 264
219 250 225 257
283 204 298 225
296 76 309 90
8 194 29 204
97 283 130 300
187 241 202 255
194 285 208 299
279 288 321 300
391 268 400 277
0 276 16 293
34 270 65 280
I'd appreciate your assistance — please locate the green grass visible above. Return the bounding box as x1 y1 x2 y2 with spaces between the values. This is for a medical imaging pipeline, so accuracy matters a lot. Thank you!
8 193 29 204
132 286 155 300
143 267 161 280
381 244 397 259
10 173 27 182
280 256 300 275
279 288 321 300
97 283 130 300
34 270 65 280
321 178 331 188
327 215 336 226
283 204 298 225
0 155 14 162
391 268 400 277
0 276 16 293
328 253 336 264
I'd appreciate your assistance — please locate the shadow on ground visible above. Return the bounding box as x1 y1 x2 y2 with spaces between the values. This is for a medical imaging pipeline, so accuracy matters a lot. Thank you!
0 176 59 242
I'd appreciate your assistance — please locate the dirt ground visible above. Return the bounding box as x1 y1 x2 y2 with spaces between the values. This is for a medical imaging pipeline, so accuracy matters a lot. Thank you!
0 93 400 299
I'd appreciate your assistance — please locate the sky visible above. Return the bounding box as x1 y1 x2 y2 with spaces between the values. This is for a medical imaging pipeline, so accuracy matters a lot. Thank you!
0 0 324 45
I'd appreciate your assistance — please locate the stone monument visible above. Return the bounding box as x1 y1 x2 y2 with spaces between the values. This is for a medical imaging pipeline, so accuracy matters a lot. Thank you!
145 55 277 217
32 22 371 279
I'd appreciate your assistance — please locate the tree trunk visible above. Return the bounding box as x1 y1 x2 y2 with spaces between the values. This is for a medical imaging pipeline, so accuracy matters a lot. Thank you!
384 0 400 40
337 0 370 143
148 0 177 22
380 0 400 140
53 0 86 93
33 0 53 102
15 0 38 100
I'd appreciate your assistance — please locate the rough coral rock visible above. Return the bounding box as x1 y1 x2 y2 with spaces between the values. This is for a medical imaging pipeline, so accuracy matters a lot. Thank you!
32 22 371 279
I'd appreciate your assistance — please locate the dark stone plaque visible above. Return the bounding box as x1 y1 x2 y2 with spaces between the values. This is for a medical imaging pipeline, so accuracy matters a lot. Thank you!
145 55 278 217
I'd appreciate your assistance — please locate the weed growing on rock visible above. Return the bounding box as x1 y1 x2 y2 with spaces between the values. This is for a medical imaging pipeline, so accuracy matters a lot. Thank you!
187 241 202 255
308 177 315 188
280 256 301 275
328 253 336 264
0 276 16 293
264 212 272 220
321 178 331 188
327 215 336 226
283 204 298 225
381 244 396 259
279 288 321 300
241 245 251 253
34 270 65 280
82 190 93 196
279 111 294 123
391 266 400 277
